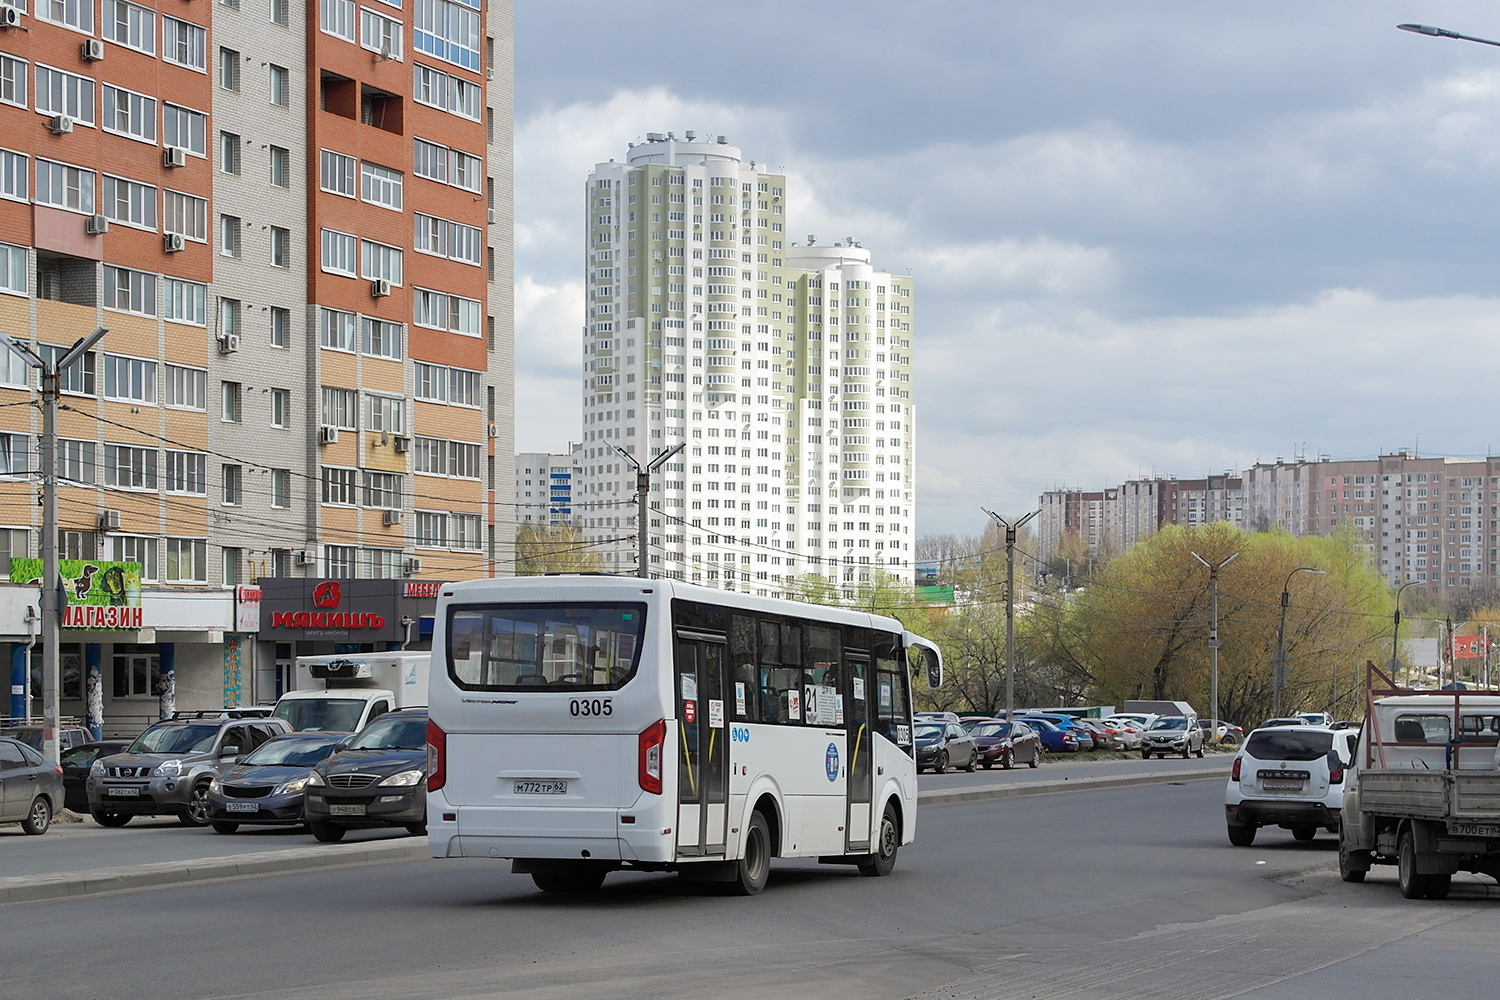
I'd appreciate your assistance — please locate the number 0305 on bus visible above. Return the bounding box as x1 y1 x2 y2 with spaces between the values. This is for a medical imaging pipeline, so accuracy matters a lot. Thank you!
425 576 942 895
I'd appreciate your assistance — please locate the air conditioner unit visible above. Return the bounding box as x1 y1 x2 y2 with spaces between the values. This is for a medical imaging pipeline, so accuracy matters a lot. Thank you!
0 6 21 28
98 510 121 531
487 208 496 224
403 557 422 575
318 425 339 445
164 233 186 253
85 214 109 235
370 278 391 298
295 550 315 566
49 115 74 135
392 435 410 453
217 333 240 354
81 38 105 61
486 422 498 438
163 146 188 168
382 510 403 526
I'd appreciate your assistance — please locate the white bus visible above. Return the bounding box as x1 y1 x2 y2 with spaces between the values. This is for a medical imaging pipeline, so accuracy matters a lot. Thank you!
426 575 942 895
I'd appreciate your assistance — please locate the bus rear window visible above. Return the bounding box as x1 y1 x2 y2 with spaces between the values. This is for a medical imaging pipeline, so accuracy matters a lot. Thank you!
447 603 647 691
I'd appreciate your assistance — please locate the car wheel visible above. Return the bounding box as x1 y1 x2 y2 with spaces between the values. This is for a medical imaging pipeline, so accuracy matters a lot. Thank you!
1227 823 1256 847
1181 746 1190 759
1001 754 1013 770
178 782 212 827
1339 838 1369 883
22 797 52 836
1292 825 1317 842
405 821 428 836
935 751 948 775
91 809 130 827
1027 750 1038 768
963 750 977 772
858 802 900 877
728 811 771 895
211 821 240 834
310 820 347 843
1142 750 1152 760
1195 746 1205 758
1398 828 1431 899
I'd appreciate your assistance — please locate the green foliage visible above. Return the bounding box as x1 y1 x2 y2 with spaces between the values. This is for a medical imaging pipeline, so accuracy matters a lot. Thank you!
514 522 604 577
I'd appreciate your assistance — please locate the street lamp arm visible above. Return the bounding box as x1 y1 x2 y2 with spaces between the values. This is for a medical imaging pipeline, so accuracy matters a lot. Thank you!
57 327 108 369
1398 23 1500 47
645 441 685 473
604 440 641 473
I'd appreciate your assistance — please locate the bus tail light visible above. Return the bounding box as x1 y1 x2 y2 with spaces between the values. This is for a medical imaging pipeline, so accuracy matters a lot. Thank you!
639 719 667 795
427 719 447 792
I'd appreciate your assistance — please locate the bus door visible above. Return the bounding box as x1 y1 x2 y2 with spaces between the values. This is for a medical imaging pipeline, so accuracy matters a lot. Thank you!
844 651 872 853
674 630 729 858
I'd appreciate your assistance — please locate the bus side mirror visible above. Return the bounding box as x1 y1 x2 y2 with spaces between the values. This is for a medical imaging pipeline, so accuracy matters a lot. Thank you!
922 647 942 690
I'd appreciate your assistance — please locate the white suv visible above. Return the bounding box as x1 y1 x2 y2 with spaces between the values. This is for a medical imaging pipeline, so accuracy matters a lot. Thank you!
1224 725 1356 847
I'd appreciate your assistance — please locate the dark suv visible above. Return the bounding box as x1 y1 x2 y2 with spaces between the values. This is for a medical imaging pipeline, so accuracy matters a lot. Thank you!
87 716 293 826
304 708 428 842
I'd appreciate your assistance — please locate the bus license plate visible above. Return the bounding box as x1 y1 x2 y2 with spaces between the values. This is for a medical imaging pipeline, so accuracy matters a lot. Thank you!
329 804 366 816
107 786 140 797
514 780 568 795
225 802 260 813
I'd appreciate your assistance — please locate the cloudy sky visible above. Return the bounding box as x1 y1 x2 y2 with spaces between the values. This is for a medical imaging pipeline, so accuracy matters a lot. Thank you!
512 1 1500 536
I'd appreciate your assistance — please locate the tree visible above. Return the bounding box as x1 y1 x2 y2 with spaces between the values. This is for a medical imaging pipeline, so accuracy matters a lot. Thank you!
514 522 604 576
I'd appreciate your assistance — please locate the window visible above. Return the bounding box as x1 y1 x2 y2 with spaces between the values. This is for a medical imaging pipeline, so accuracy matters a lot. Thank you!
218 298 240 342
1 56 25 111
361 7 403 57
450 368 479 405
221 380 241 422
270 307 290 348
103 354 156 402
413 213 479 264
163 17 207 71
364 548 402 579
447 603 647 692
366 393 404 433
164 278 206 325
360 239 403 285
102 176 157 230
112 644 160 696
321 466 357 505
415 511 445 547
165 538 206 582
322 230 356 275
361 318 403 359
320 308 356 351
219 132 242 174
218 47 241 90
102 0 154 52
41 344 95 395
110 536 157 581
103 267 156 317
271 226 290 267
412 0 480 71
270 146 290 188
163 104 207 157
221 464 242 505
270 0 288 25
325 545 357 576
220 214 242 257
413 288 480 336
36 65 96 125
360 161 403 209
452 513 481 549
320 150 357 196
163 190 207 241
269 65 289 107
222 546 242 586
321 386 356 428
0 337 25 383
0 149 25 203
270 469 289 507
363 470 401 508
0 242 25 295
39 0 94 33
35 159 94 213
102 86 156 142
413 139 447 182
452 150 481 192
104 444 157 489
321 0 356 39
58 440 96 484
415 438 479 478
270 388 289 427
0 434 29 477
414 362 446 400
412 63 479 119
165 365 205 409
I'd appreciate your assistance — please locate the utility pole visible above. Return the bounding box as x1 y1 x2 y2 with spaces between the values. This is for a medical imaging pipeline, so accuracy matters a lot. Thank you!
1191 551 1239 741
1272 566 1324 717
0 327 107 766
983 508 1037 722
1390 580 1417 684
609 441 684 579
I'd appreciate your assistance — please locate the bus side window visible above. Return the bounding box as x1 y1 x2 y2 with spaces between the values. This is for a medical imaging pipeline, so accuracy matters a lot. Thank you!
760 618 801 724
731 615 758 723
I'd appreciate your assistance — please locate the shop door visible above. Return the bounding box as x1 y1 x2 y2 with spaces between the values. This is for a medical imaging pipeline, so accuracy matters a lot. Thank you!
675 631 729 858
845 652 872 853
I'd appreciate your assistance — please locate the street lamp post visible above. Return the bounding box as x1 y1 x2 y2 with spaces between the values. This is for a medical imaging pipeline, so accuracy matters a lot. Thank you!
0 327 107 766
1191 551 1239 742
608 440 684 580
1274 566 1326 718
983 508 1037 722
1390 580 1418 683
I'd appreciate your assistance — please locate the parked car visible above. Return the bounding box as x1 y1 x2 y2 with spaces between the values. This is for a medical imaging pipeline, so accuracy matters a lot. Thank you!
1225 725 1355 846
1260 717 1305 729
1196 719 1244 744
1021 714 1093 751
959 715 1003 732
303 708 429 842
87 716 294 827
2 725 91 753
0 736 64 835
969 720 1041 769
1101 718 1145 750
914 711 962 726
914 721 978 773
58 740 130 813
1142 716 1205 758
1075 718 1123 751
1296 712 1333 727
1111 712 1159 731
206 732 350 833
1022 717 1079 753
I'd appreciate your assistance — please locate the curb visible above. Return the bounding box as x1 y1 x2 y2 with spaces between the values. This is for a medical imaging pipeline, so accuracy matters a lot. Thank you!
917 766 1223 807
0 838 429 905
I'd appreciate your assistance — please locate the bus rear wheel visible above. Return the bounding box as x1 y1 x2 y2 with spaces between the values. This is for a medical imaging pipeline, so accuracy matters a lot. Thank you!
859 803 900 878
727 811 771 896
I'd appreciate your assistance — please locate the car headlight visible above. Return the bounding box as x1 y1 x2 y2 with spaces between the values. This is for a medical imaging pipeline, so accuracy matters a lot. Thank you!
379 769 424 787
274 776 309 796
306 770 326 787
90 759 106 776
155 760 182 777
209 777 222 794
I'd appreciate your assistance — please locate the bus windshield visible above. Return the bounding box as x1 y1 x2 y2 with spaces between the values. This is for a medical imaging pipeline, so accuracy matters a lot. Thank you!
448 603 646 692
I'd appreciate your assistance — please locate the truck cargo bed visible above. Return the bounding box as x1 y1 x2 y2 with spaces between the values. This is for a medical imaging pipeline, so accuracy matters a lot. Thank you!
1360 770 1500 822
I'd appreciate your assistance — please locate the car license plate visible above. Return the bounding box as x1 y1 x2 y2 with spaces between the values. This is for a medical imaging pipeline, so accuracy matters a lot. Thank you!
1262 780 1304 790
514 780 568 795
329 804 366 816
225 802 260 813
107 786 140 797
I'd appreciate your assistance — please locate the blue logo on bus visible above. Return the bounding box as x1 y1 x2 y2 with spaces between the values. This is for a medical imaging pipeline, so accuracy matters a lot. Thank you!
825 743 840 782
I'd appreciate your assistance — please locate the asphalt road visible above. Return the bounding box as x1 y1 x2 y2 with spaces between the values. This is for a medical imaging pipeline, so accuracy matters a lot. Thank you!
17 771 1500 1000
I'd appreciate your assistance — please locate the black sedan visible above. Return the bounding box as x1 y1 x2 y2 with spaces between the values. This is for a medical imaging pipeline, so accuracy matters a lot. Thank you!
0 736 64 835
303 709 428 842
59 740 130 813
970 720 1042 769
915 722 978 773
206 732 350 833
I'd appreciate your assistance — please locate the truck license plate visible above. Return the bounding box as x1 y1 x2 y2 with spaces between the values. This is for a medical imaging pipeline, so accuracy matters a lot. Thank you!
329 804 366 816
514 780 568 795
225 802 260 813
1449 823 1500 838
107 786 140 797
